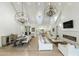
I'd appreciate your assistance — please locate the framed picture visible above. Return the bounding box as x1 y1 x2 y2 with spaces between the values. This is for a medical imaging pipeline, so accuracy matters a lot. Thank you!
32 28 35 32
52 28 54 32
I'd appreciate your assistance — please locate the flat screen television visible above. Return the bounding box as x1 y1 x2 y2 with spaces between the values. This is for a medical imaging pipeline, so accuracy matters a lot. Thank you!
63 20 73 28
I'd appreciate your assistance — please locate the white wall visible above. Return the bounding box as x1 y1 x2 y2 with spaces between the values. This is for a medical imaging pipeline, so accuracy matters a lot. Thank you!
57 3 79 43
0 2 22 36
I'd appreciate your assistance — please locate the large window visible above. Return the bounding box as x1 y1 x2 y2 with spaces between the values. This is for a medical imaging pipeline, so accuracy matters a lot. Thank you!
36 11 43 25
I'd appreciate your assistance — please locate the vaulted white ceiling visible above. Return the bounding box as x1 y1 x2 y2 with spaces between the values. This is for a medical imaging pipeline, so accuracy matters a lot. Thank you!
11 2 61 26
11 2 76 27
0 2 79 35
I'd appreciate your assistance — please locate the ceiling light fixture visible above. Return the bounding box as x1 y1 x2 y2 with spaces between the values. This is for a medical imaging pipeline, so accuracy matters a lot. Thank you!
38 2 41 6
46 2 56 17
15 2 26 24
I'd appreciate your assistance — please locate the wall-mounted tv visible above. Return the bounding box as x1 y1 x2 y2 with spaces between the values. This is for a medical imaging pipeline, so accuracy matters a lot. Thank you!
63 20 73 28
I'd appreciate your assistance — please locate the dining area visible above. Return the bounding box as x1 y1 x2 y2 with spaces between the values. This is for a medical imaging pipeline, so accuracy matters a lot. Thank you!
0 33 32 48
10 34 32 47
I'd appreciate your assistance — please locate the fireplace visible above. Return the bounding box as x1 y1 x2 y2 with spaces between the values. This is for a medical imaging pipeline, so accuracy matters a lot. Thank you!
63 35 76 42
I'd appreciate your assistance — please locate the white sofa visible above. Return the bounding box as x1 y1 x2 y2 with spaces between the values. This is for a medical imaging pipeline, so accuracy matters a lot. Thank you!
38 35 53 50
58 43 79 56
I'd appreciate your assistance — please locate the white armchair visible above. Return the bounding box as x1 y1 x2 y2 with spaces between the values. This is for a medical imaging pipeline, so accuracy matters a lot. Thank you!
58 43 79 56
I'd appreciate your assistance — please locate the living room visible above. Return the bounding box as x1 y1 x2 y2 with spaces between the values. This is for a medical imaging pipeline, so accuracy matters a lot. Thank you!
0 1 79 56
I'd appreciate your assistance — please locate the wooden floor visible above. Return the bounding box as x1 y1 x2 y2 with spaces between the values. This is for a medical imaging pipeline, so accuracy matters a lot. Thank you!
0 37 63 56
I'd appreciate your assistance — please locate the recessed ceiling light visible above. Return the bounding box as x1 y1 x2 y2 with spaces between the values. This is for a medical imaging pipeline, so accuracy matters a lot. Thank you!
48 2 51 5
67 3 72 6
58 3 62 6
38 2 41 6
17 2 21 5
27 2 31 5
